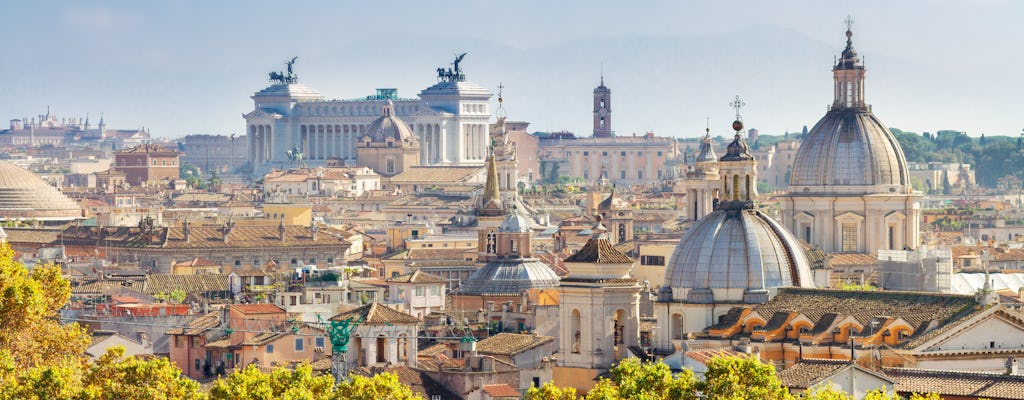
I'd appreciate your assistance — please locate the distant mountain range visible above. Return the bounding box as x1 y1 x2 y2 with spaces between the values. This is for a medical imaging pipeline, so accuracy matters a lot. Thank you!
1 26 1013 138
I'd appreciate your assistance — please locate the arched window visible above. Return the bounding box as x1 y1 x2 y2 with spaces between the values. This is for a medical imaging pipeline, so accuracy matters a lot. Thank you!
671 314 683 340
486 232 496 254
618 224 626 243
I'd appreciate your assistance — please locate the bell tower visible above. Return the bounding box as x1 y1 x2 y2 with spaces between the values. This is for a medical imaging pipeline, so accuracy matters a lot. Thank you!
593 75 612 138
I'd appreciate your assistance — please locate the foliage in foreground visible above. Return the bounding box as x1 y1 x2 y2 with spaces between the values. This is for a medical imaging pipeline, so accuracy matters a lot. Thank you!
527 356 941 400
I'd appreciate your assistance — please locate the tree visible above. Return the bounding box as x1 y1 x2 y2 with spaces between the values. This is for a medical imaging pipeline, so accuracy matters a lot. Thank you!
208 363 334 400
0 347 204 400
525 382 578 400
335 372 423 400
78 347 205 400
803 385 852 400
601 357 696 400
699 355 793 400
0 244 90 371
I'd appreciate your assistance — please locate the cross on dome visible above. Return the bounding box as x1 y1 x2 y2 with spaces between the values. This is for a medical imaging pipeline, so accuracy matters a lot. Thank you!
729 95 746 121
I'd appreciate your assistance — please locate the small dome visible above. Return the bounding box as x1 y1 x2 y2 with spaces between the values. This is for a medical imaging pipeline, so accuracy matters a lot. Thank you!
498 212 532 233
362 101 417 144
663 205 814 303
456 259 560 295
0 161 83 221
720 133 754 161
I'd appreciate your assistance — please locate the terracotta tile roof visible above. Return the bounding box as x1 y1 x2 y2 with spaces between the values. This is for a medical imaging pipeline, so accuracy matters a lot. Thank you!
475 333 554 356
58 224 349 250
167 312 221 335
331 303 421 325
406 248 475 261
242 331 286 346
143 274 229 295
564 236 633 264
387 270 447 284
777 359 852 389
883 367 1024 399
482 384 521 398
231 303 286 315
418 343 449 357
755 288 975 339
2 228 61 244
388 166 483 183
829 253 878 266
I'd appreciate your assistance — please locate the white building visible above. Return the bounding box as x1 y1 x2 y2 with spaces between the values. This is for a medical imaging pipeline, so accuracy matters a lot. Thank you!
244 58 493 175
385 270 447 319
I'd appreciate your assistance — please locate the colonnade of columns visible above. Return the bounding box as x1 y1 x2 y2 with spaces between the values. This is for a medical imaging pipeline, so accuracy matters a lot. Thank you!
299 124 361 160
249 124 273 163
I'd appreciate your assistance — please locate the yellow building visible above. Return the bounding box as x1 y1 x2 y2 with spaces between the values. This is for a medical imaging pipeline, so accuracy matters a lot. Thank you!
171 257 223 275
262 203 312 225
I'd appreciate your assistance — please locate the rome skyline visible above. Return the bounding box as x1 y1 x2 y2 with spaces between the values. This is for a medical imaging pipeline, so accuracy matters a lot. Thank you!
1 0 1021 139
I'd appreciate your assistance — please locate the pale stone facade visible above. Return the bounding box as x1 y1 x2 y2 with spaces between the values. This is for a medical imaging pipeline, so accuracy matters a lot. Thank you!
244 61 493 176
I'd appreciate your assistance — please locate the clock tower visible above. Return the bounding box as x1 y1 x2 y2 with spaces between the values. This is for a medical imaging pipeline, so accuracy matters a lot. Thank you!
593 76 612 138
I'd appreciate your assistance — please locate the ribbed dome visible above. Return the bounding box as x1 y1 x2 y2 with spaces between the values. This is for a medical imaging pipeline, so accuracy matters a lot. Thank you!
790 109 909 190
0 161 83 221
663 206 814 303
498 212 532 233
456 259 560 295
362 101 417 145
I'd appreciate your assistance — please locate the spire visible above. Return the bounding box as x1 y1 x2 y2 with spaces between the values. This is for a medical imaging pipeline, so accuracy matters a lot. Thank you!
836 15 862 70
479 150 504 216
382 100 394 117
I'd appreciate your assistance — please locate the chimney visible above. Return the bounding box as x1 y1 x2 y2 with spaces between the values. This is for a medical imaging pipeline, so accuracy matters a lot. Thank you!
279 219 287 242
1007 357 1019 375
221 220 235 243
182 219 191 243
310 220 319 241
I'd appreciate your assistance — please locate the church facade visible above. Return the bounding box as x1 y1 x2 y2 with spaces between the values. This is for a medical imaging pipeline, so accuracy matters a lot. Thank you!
244 57 493 175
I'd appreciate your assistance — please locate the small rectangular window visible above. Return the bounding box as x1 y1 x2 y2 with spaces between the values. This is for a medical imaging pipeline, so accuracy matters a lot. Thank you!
620 151 626 157
316 337 325 348
267 344 274 353
602 151 608 156
583 151 589 156
657 151 663 157
295 338 304 351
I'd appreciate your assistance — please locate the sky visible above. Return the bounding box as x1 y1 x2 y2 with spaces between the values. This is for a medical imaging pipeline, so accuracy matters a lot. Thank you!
1 0 1021 139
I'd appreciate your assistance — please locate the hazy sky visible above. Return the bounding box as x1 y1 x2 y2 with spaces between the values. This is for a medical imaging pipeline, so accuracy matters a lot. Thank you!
1 1 1021 139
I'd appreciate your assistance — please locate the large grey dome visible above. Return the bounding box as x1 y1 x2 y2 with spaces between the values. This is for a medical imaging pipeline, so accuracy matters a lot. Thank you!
789 109 909 190
663 205 814 304
789 26 910 193
0 161 83 221
456 259 560 295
